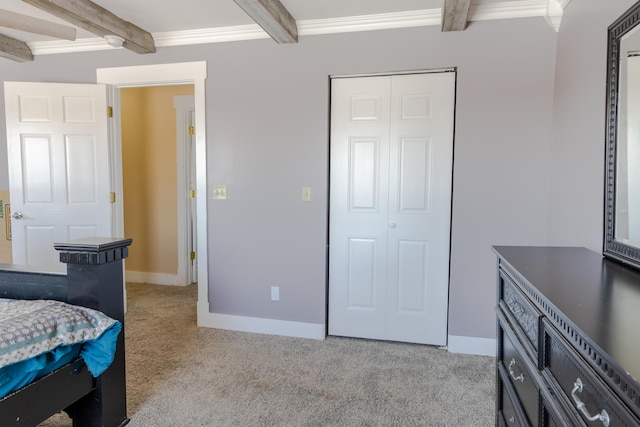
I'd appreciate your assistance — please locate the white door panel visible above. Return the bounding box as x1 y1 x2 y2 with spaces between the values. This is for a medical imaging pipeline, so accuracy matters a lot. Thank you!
386 73 454 345
330 72 455 345
25 226 55 266
329 76 391 338
5 82 111 270
347 237 377 308
21 135 54 203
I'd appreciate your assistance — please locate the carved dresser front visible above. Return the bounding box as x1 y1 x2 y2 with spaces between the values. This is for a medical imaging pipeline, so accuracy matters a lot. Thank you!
493 246 640 426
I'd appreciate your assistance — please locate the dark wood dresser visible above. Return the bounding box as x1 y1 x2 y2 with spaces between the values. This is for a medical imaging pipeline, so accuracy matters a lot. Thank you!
493 246 640 426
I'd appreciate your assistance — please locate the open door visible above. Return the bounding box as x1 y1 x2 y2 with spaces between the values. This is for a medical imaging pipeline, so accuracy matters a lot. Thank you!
4 82 112 270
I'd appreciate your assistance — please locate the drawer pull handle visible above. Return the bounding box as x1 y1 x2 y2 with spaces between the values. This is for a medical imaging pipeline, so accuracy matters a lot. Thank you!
508 359 525 382
571 378 610 427
507 298 523 315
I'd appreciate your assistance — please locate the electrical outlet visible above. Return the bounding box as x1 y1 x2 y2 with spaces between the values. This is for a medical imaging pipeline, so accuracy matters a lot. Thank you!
271 286 280 301
213 184 227 200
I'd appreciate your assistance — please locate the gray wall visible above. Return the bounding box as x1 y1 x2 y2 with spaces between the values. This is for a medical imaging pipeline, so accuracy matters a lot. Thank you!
0 17 558 339
547 0 638 252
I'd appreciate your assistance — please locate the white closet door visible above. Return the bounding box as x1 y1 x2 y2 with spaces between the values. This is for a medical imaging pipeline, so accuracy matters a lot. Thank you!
385 73 455 344
328 76 392 339
329 72 455 345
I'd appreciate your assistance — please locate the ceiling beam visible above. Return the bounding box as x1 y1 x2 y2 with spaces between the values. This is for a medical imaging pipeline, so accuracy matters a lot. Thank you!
0 9 76 40
21 0 156 53
441 0 471 32
233 0 298 43
0 32 34 62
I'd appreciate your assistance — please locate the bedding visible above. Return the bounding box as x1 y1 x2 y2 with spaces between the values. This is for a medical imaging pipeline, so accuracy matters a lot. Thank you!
0 298 122 399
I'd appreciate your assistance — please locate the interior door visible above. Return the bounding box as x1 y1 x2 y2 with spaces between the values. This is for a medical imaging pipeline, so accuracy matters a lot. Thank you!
4 82 112 270
329 72 455 345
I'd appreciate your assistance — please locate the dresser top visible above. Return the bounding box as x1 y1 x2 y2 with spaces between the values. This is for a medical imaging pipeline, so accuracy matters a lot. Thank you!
493 246 640 383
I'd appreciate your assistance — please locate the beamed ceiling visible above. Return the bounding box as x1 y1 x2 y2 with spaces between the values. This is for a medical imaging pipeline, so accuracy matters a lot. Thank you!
0 0 571 62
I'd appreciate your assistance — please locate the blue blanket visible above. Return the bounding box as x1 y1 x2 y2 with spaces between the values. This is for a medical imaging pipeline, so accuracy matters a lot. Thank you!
0 299 121 399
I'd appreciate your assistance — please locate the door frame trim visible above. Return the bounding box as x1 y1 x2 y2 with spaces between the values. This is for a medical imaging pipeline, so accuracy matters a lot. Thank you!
330 67 456 80
96 62 209 322
174 95 196 285
327 70 456 345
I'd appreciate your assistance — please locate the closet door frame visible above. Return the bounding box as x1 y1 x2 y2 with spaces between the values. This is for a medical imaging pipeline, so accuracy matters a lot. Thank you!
328 69 456 345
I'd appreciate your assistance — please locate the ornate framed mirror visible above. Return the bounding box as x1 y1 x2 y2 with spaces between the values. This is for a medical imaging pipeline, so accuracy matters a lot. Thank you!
604 2 640 268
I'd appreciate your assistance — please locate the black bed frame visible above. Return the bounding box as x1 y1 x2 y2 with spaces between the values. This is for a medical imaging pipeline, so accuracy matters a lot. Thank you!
0 237 132 427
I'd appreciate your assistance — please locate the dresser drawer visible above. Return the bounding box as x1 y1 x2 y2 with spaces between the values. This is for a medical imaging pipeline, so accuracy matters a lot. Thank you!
498 311 540 427
540 380 583 427
542 320 640 427
499 270 542 363
498 364 529 427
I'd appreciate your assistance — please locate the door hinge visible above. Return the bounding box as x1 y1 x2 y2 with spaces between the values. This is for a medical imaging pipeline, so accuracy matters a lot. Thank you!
190 189 196 199
190 251 196 261
109 192 116 203
107 106 113 118
188 125 195 135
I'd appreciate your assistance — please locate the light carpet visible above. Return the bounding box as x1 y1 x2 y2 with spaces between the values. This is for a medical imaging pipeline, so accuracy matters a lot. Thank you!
40 283 495 426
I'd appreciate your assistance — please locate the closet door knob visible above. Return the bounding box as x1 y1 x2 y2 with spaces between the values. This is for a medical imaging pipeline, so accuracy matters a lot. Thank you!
389 222 396 228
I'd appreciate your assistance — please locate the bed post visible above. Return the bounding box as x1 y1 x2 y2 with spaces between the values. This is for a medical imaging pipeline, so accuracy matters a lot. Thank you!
54 237 132 427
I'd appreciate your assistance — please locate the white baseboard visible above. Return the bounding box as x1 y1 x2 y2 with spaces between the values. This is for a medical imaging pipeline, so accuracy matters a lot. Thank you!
194 303 494 352
126 271 188 286
197 302 326 340
447 335 496 356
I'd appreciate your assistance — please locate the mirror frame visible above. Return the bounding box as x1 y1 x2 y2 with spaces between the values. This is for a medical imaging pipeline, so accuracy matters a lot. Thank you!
604 2 640 268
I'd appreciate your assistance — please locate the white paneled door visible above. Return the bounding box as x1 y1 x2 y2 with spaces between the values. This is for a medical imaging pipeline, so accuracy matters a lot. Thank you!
4 82 111 270
329 72 455 345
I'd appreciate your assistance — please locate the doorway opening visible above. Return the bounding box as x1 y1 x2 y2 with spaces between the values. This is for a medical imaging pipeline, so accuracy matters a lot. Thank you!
119 86 196 286
97 62 209 325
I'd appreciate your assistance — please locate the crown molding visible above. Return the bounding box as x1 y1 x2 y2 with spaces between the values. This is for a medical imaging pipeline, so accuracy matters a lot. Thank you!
299 9 442 36
29 0 548 56
29 24 271 54
469 0 547 21
545 0 564 32
30 37 115 55
154 24 270 47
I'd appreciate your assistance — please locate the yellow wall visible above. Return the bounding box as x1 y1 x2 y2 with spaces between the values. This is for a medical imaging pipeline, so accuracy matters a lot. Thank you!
121 85 194 276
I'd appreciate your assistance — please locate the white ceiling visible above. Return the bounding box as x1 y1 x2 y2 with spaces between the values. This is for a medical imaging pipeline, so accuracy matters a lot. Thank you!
0 0 548 54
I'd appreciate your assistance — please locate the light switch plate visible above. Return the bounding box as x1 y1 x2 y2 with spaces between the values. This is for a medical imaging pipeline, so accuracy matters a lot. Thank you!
302 186 311 202
213 184 227 200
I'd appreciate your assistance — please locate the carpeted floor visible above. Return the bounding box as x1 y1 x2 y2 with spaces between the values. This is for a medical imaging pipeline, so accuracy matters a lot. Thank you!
40 283 495 426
